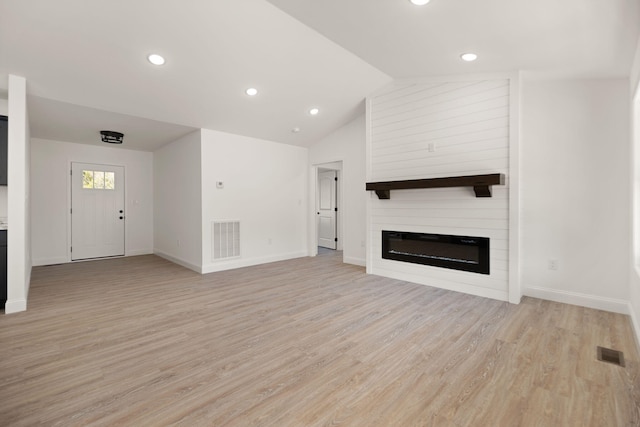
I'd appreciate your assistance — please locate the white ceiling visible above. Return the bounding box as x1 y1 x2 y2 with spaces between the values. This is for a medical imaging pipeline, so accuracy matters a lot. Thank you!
0 0 391 150
28 96 197 151
0 0 638 152
266 0 640 79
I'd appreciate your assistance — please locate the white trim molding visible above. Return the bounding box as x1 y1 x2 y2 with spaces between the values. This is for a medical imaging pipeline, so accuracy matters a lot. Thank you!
201 251 308 275
126 249 154 257
5 298 27 314
524 285 630 314
343 256 366 267
628 301 640 354
32 256 69 267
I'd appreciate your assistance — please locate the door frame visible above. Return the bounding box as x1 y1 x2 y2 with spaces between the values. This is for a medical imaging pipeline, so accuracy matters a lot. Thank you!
67 161 126 262
316 168 338 250
309 161 343 257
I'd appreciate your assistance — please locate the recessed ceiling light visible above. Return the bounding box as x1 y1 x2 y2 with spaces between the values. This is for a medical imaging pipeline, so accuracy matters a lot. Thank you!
309 108 320 116
292 127 301 133
245 87 258 96
147 54 165 66
460 53 478 62
410 0 430 5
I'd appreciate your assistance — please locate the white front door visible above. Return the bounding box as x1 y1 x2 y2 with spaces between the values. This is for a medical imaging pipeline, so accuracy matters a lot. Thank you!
317 170 337 249
71 162 125 260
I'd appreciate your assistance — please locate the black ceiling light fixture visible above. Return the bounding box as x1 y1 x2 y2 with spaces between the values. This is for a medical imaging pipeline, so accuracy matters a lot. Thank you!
100 130 124 144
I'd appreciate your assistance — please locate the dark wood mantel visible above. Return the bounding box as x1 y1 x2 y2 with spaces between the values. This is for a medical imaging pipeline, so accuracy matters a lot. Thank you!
366 173 505 199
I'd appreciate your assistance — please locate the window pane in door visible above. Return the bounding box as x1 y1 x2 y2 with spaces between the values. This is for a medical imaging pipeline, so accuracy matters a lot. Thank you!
105 172 115 190
82 170 94 189
94 171 105 189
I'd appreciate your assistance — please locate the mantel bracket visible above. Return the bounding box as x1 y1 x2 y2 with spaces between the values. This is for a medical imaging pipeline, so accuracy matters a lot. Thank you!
473 185 492 198
375 190 390 200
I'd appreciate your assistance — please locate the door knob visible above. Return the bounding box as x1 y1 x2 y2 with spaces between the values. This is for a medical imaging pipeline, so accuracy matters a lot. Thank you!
119 210 124 213
119 216 124 220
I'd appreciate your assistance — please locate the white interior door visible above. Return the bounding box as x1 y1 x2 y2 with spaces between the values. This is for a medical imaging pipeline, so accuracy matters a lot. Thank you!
317 170 337 249
71 162 125 260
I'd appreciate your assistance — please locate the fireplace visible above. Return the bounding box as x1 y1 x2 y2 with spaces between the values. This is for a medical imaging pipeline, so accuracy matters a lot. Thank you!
382 231 490 274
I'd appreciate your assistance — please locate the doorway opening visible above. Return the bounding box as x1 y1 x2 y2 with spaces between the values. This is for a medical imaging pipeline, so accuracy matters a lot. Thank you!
311 161 343 257
317 168 337 250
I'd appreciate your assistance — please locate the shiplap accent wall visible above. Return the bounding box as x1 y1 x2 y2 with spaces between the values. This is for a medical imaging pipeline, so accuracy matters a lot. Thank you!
367 78 511 301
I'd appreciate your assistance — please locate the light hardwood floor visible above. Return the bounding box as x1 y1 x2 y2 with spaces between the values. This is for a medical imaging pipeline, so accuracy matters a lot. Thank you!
1 252 639 426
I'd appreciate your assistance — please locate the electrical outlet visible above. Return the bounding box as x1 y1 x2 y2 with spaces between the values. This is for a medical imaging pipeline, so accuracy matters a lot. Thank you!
548 259 558 271
428 142 436 152
177 239 181 247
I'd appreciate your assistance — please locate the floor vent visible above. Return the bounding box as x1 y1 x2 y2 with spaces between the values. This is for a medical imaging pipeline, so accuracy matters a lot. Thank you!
212 221 240 261
596 346 625 367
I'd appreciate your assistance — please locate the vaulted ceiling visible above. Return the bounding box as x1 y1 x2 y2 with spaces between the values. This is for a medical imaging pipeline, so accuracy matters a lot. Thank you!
0 0 638 151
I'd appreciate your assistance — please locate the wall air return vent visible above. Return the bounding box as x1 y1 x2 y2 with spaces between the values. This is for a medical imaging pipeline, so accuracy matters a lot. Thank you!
212 221 240 261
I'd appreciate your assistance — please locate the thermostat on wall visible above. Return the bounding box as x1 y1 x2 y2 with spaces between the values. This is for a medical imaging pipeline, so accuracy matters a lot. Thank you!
216 181 224 189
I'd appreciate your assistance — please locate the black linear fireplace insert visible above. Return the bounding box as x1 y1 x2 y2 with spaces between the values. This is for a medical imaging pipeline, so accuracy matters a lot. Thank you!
382 231 490 274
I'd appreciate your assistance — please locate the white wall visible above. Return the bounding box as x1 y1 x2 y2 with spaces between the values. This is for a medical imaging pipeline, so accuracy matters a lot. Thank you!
31 138 154 266
632 38 640 100
367 78 513 301
153 130 203 271
6 75 30 314
200 129 308 273
0 187 6 218
521 78 630 313
629 35 640 346
309 115 367 266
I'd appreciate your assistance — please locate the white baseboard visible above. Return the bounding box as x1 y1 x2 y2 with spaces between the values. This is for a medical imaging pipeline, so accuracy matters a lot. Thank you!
33 250 153 267
153 250 201 273
202 251 308 274
126 249 153 257
32 256 69 266
369 267 509 302
523 285 629 314
628 301 640 355
343 256 365 267
5 298 26 314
